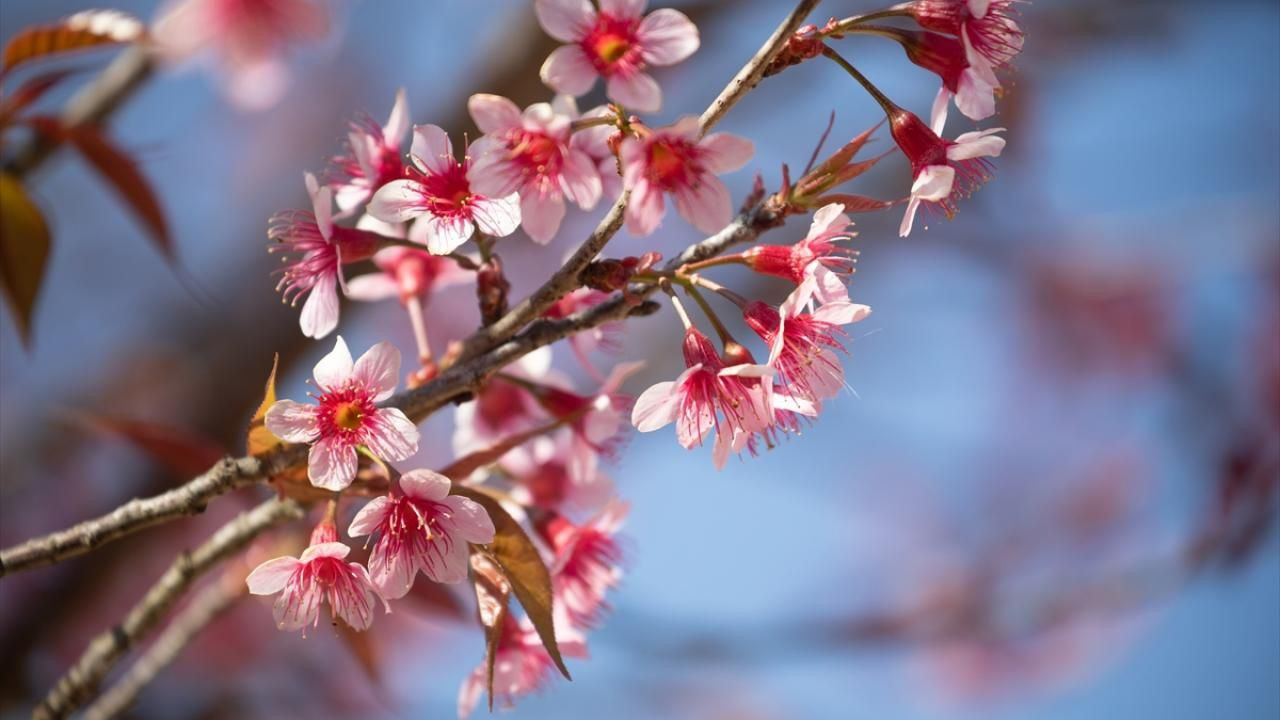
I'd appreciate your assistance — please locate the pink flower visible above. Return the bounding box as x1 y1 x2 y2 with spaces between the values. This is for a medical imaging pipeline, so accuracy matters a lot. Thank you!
743 289 871 404
557 96 625 202
268 173 380 338
744 202 858 284
535 0 699 113
892 30 999 122
503 433 615 515
457 617 587 719
889 104 1005 237
466 94 602 244
368 124 521 254
327 88 411 217
264 336 419 491
245 521 386 632
906 0 1025 70
619 117 754 236
543 288 623 376
631 328 773 468
453 349 555 463
546 499 628 630
153 0 329 109
345 246 471 305
347 469 495 598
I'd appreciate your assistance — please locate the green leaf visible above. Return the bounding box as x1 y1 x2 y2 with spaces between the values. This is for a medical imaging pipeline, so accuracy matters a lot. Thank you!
0 172 50 345
450 486 571 681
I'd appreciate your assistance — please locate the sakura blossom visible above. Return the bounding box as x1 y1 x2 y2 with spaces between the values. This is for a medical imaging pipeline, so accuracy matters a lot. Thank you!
264 336 419 491
344 245 471 306
327 88 411 217
904 0 1025 71
619 116 754 236
546 499 628 630
535 0 700 113
245 521 386 632
503 433 616 515
466 94 602 244
457 617 588 719
347 469 495 598
743 288 871 405
894 29 1000 122
368 124 521 255
744 202 858 285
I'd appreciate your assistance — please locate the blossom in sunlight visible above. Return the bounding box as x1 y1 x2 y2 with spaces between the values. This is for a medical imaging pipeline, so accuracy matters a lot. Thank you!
905 0 1025 71
743 289 871 404
535 0 699 113
345 246 471 305
268 173 380 338
245 521 385 633
744 202 858 284
457 617 587 719
619 116 753 236
631 328 773 468
546 499 628 630
368 124 521 255
466 94 602 244
504 433 616 515
264 337 419 491
895 30 1000 122
348 469 495 598
327 89 411 217
453 348 556 463
153 0 329 109
889 104 1005 237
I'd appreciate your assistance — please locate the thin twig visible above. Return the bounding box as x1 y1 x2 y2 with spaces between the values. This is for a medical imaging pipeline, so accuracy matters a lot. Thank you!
82 574 245 720
33 497 304 720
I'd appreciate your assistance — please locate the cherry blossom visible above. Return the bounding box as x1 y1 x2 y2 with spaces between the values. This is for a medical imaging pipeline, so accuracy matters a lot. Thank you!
368 124 521 255
503 433 616 515
895 30 999 122
347 469 495 598
327 89 411 217
268 173 380 339
466 94 602 244
543 288 623 376
535 0 699 113
619 116 754 236
264 337 419 491
245 521 385 632
744 202 858 285
744 289 871 405
457 617 588 719
905 0 1025 70
453 348 558 464
345 246 471 305
546 499 628 630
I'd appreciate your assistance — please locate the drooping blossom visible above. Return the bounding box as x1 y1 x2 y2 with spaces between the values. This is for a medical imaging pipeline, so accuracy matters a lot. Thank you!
327 89 411 217
153 0 329 109
368 124 521 255
466 94 602 244
904 0 1025 71
347 469 495 598
889 104 1005 237
619 116 754 236
535 0 699 113
631 328 773 468
457 616 587 719
889 29 1000 122
545 499 628 630
245 521 386 632
744 288 871 404
345 246 471 305
268 173 380 338
264 337 419 491
745 202 858 286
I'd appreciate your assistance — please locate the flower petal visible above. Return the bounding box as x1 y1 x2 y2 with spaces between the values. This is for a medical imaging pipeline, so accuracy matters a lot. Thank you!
246 556 300 595
623 178 665 236
423 216 475 255
699 132 754 174
520 193 566 245
344 272 400 302
947 129 1006 161
264 399 321 444
353 341 401 401
383 87 411 144
534 0 595 42
308 436 358 491
672 175 732 234
600 0 645 19
912 165 956 202
410 124 455 176
606 71 661 113
541 45 599 96
399 468 452 501
559 148 603 209
468 93 523 134
348 496 392 538
313 336 354 391
361 408 420 463
441 495 497 544
368 179 427 223
631 380 680 431
471 194 522 238
637 8 699 66
299 271 339 339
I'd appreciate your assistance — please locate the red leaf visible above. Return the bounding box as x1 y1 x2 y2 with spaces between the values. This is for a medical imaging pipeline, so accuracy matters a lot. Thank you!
816 193 896 213
64 411 227 477
1 10 144 77
0 172 51 345
0 70 76 128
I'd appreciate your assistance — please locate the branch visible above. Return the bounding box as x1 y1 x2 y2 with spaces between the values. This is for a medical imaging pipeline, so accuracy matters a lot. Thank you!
33 497 304 720
82 574 245 720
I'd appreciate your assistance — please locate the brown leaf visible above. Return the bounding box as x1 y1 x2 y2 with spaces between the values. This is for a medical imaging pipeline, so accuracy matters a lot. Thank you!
438 419 562 481
815 193 896 213
471 552 511 711
450 485 571 681
0 70 75 128
62 411 226 477
1 10 144 77
246 353 281 456
0 172 51 345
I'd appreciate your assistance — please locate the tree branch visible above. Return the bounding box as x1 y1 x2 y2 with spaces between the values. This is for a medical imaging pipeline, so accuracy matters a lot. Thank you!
33 497 303 720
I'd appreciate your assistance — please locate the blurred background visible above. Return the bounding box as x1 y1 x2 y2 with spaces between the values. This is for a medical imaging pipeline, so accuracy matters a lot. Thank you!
1 0 1277 718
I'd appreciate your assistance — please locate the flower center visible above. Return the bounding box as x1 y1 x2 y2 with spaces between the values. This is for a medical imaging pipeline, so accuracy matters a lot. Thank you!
581 15 640 74
594 33 631 64
319 387 376 435
418 162 474 218
645 138 701 191
333 401 363 430
508 130 562 178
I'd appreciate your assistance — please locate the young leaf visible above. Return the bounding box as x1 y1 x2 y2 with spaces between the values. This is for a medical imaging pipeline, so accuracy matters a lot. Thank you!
1 10 144 77
246 353 281 455
0 70 76 128
0 172 50 345
450 486 571 681
815 193 896 213
62 411 226 477
471 551 511 710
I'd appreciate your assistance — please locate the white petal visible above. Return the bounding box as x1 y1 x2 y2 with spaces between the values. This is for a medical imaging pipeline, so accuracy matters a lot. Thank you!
606 71 662 113
912 165 956 202
383 88 411 144
353 341 401 401
399 468 451 501
899 196 922 238
808 202 849 237
631 380 680 431
540 45 598 96
930 86 952 136
308 436 358 491
246 556 300 595
263 399 321 444
368 179 427 223
424 216 475 255
471 194 522 238
637 8 699 66
344 273 400 302
410 124 455 176
468 93 522 134
299 272 339 339
347 496 392 538
313 335 354 391
947 130 1006 161
534 0 596 42
361 408 420 462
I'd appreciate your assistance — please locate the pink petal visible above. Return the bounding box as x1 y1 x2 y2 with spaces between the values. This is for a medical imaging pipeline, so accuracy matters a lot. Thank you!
422 216 476 255
368 530 417 599
534 0 595 42
672 175 732 234
411 124 455 176
466 139 522 197
606 71 661 113
699 132 754 174
273 575 321 631
383 87 411 145
368 179 427 223
305 172 334 241
807 202 851 237
637 8 699 66
600 0 646 19
955 70 996 122
930 86 952 136
470 194 522 238
300 541 352 562
264 399 321 444
624 178 665 236
441 495 497 544
899 196 923 237
245 556 300 595
468 93 523 134
313 335 354 391
540 45 599 96
422 535 469 584
344 273 400 302
308 436 358 491
399 468 451 501
331 566 381 631
299 271 339 339
348 496 392 538
631 380 680 431
559 148 603 210
353 341 401 401
361 408 420 463
813 301 871 325
947 129 1006 160
520 193 566 245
